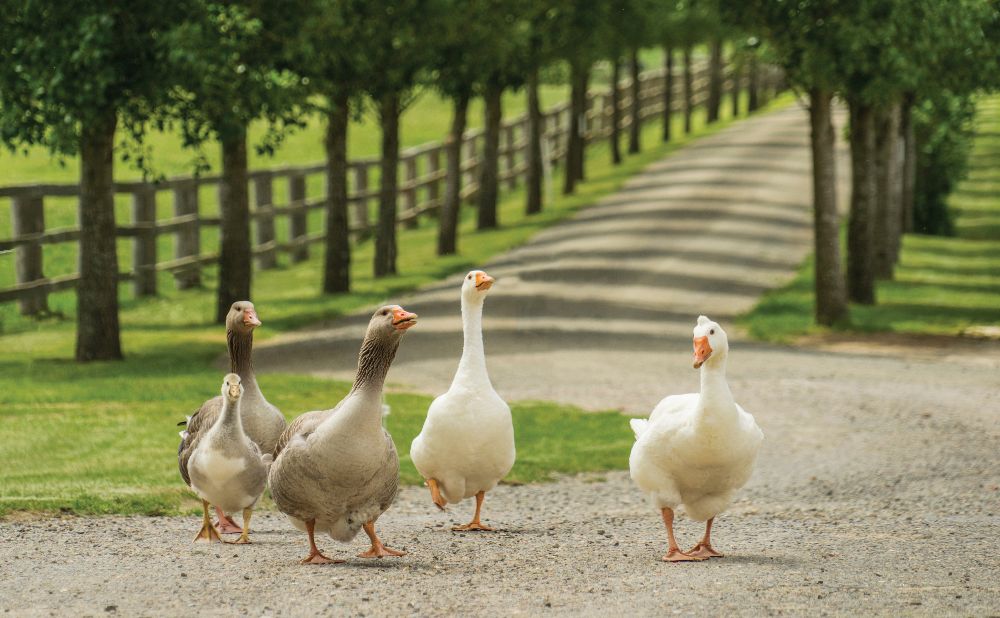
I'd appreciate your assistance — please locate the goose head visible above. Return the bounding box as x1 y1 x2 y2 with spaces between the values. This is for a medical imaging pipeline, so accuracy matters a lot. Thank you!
461 270 495 303
692 315 728 369
222 373 243 402
369 304 418 339
226 301 262 335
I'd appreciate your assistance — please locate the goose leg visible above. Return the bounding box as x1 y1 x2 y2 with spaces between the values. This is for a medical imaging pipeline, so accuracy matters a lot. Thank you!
300 519 342 565
660 507 704 562
687 517 724 558
357 521 406 558
452 491 494 531
193 499 222 543
426 478 447 510
227 508 253 545
214 505 243 534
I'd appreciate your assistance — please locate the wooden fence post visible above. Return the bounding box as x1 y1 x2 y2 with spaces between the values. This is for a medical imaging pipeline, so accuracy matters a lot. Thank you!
12 194 47 315
173 182 200 289
131 186 157 297
254 173 277 270
402 156 418 229
504 124 518 190
352 165 370 238
426 147 441 215
288 174 308 262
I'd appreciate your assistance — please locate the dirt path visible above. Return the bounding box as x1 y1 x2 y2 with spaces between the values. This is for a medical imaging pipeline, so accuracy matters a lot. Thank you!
3 105 999 616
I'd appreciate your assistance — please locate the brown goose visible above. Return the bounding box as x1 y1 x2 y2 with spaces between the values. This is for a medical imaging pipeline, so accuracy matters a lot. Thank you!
178 301 286 533
269 305 417 564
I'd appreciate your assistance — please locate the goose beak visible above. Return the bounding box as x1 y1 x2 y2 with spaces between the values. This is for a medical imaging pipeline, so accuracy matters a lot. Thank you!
392 307 418 331
228 383 242 399
244 309 262 328
693 336 712 369
475 272 495 291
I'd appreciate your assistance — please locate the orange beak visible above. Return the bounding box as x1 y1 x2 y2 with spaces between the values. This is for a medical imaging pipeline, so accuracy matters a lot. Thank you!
244 309 262 328
693 336 712 369
392 307 418 331
475 271 495 291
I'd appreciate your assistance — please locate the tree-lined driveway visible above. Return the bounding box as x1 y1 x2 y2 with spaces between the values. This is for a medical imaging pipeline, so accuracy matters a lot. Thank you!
2 104 997 616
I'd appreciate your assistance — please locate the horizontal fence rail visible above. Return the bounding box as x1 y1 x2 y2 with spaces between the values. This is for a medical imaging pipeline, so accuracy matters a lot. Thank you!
0 62 783 312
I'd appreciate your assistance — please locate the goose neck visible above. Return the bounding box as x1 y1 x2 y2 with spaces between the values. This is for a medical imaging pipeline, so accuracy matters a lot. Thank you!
697 355 736 418
216 397 245 436
227 329 261 398
455 297 489 385
350 334 400 398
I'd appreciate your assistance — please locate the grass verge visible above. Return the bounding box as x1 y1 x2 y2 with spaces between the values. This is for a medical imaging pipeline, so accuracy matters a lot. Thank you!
0 93 787 517
741 96 1000 342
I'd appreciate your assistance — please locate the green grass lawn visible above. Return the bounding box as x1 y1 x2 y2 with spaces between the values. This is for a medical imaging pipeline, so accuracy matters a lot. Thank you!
741 96 1000 342
0 89 777 517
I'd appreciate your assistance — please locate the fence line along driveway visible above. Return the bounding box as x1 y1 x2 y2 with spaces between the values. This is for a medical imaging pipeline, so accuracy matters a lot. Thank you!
0 62 783 315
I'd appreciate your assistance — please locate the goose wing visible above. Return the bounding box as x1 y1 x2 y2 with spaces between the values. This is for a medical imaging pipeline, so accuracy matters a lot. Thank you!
177 396 222 486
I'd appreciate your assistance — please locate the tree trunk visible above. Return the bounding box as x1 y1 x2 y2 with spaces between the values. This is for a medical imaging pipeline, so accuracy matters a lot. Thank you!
438 91 470 254
526 70 544 215
748 52 760 112
564 61 589 194
683 46 693 134
900 93 916 233
809 89 849 326
574 65 590 182
730 59 741 118
707 39 723 124
375 92 400 277
628 47 641 154
610 57 622 165
323 92 350 293
874 104 902 280
76 108 123 361
215 127 252 324
477 80 503 230
662 46 674 142
847 99 878 305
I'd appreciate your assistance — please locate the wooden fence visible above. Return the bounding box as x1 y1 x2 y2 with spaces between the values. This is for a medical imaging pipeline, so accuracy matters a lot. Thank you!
0 62 782 314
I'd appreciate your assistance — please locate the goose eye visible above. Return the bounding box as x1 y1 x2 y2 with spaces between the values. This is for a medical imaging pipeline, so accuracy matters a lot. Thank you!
710 329 715 335
467 275 472 280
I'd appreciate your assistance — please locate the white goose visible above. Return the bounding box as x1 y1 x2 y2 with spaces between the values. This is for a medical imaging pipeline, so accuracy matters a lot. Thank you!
629 316 763 562
410 270 515 531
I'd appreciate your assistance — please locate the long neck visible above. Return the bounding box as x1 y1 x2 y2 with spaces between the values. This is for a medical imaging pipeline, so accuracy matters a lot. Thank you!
453 296 490 388
350 334 400 399
697 353 736 421
215 396 245 437
228 329 261 399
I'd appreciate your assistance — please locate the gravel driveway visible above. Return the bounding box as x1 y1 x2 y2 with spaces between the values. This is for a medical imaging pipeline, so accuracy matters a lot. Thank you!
3 104 998 616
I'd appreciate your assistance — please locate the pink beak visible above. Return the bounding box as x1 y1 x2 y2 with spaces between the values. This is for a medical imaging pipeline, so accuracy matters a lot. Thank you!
244 309 262 328
392 307 418 331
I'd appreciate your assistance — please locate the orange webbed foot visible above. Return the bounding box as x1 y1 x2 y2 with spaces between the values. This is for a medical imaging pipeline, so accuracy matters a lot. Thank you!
687 543 724 559
358 544 406 558
300 550 344 565
662 548 707 562
193 522 223 544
